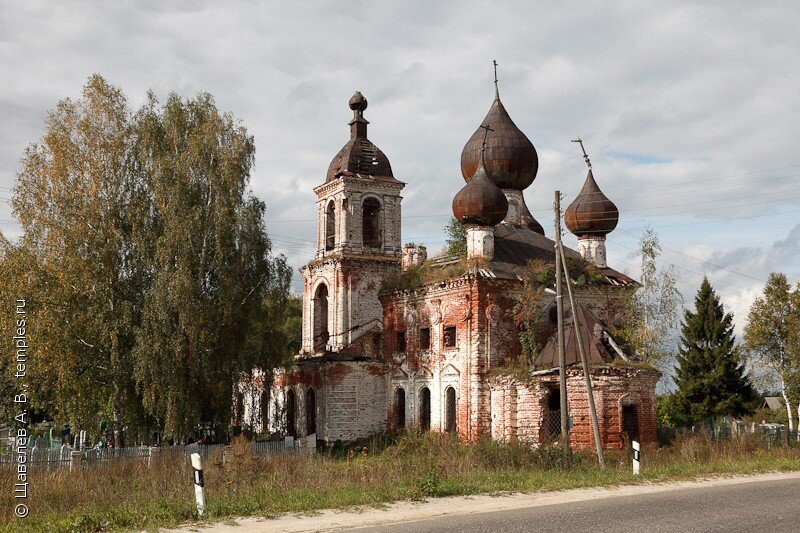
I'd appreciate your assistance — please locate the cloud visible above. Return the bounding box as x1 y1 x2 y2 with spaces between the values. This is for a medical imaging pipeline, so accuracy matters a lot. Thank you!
1 1 799 295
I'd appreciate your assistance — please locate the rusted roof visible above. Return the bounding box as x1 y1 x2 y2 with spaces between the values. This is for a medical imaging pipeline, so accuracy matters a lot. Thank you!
533 303 615 367
564 169 619 237
452 162 509 226
461 94 538 191
487 224 635 286
326 91 398 183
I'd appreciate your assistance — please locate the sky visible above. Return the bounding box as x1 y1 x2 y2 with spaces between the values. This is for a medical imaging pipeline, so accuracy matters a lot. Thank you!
1 0 799 337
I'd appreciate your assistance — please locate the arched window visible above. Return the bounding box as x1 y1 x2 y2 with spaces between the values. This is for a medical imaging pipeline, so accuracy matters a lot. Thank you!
362 197 382 248
445 386 457 434
419 387 431 431
313 284 329 351
325 201 335 251
286 389 296 437
306 388 317 436
395 388 406 429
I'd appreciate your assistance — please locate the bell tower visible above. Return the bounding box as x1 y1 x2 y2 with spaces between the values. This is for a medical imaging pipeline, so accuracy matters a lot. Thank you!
300 92 404 355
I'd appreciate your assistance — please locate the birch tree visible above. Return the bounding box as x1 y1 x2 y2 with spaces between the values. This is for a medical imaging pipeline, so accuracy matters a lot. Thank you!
744 273 800 431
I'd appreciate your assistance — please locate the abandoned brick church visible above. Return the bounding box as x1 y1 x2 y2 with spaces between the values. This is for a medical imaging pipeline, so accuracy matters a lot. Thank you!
246 84 660 449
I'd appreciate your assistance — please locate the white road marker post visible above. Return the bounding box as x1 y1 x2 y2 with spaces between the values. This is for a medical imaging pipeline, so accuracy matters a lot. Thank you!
632 440 641 476
190 453 206 516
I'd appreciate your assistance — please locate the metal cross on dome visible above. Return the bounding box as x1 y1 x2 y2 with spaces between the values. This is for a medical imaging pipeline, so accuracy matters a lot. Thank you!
572 137 592 169
479 123 495 165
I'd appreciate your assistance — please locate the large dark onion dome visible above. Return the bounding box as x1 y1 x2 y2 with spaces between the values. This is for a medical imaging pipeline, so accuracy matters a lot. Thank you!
460 93 538 190
452 162 509 226
564 169 619 237
326 91 396 182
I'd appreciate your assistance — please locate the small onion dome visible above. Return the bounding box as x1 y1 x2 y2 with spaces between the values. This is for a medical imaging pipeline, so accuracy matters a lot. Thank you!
452 162 509 226
326 91 396 182
520 201 545 235
564 169 619 237
460 95 538 190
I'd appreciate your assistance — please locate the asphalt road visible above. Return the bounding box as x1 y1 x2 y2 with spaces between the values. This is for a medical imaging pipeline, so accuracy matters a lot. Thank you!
351 477 798 533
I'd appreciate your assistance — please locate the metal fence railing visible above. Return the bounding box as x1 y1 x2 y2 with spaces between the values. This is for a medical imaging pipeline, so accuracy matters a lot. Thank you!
0 435 310 470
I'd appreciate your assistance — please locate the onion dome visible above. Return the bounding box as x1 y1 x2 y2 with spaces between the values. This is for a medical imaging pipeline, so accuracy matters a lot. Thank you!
452 162 509 226
460 93 538 190
326 91 396 182
564 169 619 237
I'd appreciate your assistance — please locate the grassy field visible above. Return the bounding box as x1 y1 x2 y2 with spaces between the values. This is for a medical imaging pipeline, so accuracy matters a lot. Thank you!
3 431 800 532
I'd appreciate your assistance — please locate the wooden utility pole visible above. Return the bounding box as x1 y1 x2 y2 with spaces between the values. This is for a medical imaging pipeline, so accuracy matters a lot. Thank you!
558 242 605 468
554 191 570 452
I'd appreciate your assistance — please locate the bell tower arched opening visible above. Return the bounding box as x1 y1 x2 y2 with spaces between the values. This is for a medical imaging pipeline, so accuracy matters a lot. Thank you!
362 197 382 248
313 283 329 352
325 201 336 251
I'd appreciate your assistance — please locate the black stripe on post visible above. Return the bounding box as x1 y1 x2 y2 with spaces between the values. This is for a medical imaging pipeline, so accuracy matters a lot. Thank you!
194 467 204 487
633 450 640 462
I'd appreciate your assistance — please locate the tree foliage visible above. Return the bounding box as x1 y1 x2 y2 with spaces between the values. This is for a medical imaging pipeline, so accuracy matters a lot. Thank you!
0 75 296 441
670 278 757 425
615 227 682 365
443 217 466 258
744 272 800 430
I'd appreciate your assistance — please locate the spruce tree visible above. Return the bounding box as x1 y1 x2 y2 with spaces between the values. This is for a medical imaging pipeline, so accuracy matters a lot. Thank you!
671 277 757 425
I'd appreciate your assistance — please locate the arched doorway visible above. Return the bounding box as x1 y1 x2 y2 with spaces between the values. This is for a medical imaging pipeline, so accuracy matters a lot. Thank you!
306 388 317 436
313 283 329 351
545 387 561 440
622 404 639 443
419 387 431 431
362 197 382 248
445 386 457 434
395 388 406 429
286 389 296 437
325 201 335 251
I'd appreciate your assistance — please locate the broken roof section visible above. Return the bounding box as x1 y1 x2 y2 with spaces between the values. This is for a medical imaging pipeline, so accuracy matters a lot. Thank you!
533 302 621 367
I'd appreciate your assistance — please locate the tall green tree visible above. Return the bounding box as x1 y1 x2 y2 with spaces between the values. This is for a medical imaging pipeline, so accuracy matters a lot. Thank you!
744 273 800 431
132 92 285 439
671 277 757 425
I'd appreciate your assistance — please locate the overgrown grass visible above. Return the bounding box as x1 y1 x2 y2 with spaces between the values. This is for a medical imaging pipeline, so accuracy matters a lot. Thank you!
4 431 800 532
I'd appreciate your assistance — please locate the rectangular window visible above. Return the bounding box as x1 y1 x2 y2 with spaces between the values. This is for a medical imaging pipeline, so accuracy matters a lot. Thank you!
396 331 406 352
443 326 456 348
419 327 431 350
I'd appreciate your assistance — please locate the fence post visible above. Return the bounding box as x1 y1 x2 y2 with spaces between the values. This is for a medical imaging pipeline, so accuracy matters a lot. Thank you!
632 441 640 476
148 446 159 467
190 453 206 517
70 450 83 471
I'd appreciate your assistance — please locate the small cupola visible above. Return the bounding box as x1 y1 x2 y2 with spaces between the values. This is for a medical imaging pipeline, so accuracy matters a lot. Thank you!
564 140 619 268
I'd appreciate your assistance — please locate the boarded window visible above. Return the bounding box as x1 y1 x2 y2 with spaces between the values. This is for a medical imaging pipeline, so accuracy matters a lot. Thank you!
313 284 329 351
286 389 296 437
362 197 381 248
419 327 431 350
395 388 406 429
545 388 561 440
419 387 431 431
325 201 335 251
443 326 456 348
445 386 457 434
306 388 317 436
396 331 406 352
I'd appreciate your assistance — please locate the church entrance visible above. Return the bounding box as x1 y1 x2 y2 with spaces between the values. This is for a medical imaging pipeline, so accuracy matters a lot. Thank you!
623 405 639 443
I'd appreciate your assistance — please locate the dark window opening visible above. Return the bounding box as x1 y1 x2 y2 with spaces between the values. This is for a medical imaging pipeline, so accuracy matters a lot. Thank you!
313 284 329 351
260 388 270 433
545 388 561 440
396 331 406 352
395 388 406 429
286 389 296 437
419 327 431 350
372 332 382 356
623 405 640 443
443 326 456 348
325 201 335 251
419 387 431 431
445 386 457 434
306 388 317 436
362 197 382 248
